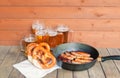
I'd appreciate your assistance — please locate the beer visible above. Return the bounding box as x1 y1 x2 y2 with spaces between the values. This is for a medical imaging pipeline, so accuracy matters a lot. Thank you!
48 29 64 48
35 30 49 43
56 33 64 45
56 25 69 43
32 20 45 34
20 34 36 52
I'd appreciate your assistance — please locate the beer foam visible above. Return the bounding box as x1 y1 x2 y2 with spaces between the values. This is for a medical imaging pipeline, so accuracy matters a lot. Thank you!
57 26 69 32
48 31 57 36
35 30 46 36
25 37 35 42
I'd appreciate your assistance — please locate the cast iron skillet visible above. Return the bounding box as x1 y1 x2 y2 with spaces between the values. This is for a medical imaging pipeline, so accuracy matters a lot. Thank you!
52 42 120 71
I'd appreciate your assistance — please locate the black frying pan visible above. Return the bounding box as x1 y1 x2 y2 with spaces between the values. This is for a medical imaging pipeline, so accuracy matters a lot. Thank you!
52 42 120 71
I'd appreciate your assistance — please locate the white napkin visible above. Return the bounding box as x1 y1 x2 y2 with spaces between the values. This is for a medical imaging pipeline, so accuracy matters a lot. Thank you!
13 60 61 78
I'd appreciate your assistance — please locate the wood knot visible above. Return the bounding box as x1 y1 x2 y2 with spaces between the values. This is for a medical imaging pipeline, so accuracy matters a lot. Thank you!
94 13 104 17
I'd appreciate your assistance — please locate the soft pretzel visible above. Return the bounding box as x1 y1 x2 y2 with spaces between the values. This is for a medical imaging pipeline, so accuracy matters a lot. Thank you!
26 42 56 69
39 42 51 52
26 43 38 62
32 46 56 69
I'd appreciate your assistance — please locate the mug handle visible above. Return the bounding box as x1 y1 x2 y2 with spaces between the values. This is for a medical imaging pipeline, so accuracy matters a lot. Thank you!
20 38 25 52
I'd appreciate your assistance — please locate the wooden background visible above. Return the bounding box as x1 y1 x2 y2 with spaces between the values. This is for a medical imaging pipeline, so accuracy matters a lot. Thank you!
0 0 120 48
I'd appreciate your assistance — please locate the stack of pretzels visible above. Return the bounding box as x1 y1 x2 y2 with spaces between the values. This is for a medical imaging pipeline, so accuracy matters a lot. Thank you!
26 42 56 69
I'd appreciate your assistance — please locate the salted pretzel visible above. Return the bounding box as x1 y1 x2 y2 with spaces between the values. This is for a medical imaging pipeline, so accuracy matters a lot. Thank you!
26 42 56 69
26 43 38 62
26 43 38 55
39 42 50 52
32 46 56 69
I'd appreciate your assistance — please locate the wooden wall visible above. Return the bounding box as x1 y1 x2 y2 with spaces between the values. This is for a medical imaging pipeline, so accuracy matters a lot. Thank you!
0 0 120 48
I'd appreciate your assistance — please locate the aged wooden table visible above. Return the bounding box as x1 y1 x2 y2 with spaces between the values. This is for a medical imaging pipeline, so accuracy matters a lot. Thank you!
0 46 120 78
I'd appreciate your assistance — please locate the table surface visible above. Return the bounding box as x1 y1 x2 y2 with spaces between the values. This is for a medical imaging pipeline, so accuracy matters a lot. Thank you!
0 46 120 78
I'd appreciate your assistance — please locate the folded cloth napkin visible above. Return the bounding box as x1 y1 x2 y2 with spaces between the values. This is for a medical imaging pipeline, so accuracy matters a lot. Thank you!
13 60 61 78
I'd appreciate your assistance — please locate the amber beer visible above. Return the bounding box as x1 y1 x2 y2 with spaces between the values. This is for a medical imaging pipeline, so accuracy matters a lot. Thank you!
20 34 36 52
35 30 49 43
48 30 64 48
56 25 69 43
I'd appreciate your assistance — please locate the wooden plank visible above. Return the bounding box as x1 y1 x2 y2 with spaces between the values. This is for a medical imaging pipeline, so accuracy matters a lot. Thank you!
98 48 120 78
107 48 120 72
0 31 30 41
0 0 120 6
0 46 10 60
73 70 89 78
68 31 120 48
0 31 120 42
0 46 20 78
1 7 120 19
1 19 120 31
43 70 57 78
9 51 26 78
57 69 73 78
0 60 2 64
60 0 120 7
88 48 105 78
0 0 60 6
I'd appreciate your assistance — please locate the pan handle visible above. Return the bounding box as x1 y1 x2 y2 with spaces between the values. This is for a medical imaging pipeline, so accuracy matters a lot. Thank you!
101 55 120 62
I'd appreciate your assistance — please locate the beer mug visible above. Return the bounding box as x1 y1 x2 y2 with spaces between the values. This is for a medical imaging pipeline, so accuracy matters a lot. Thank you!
32 20 45 34
47 28 63 48
20 34 36 52
56 25 69 43
35 29 49 43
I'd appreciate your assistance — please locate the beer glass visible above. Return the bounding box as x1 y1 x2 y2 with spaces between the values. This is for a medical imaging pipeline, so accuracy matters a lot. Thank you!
35 29 49 43
56 25 69 43
20 34 36 52
32 20 45 34
47 28 64 48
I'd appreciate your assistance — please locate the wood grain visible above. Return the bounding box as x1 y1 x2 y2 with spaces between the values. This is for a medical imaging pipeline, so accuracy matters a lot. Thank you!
1 19 120 31
88 62 105 78
0 0 120 47
0 46 120 78
98 48 120 78
0 31 120 47
1 7 120 19
0 0 120 6
0 46 10 60
0 46 20 78
57 69 73 78
8 52 26 78
107 48 120 72
73 70 89 78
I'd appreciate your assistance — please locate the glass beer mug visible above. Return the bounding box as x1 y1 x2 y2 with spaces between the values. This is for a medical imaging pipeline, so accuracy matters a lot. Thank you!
35 29 49 43
56 24 69 43
20 34 36 52
47 28 63 48
32 20 45 34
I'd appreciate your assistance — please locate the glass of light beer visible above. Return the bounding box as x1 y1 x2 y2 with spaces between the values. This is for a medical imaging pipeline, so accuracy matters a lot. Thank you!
35 29 49 43
56 25 69 43
20 34 36 52
32 20 45 34
47 28 64 48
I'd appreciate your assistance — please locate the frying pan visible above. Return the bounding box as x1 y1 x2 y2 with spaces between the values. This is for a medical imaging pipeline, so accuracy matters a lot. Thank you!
52 42 120 71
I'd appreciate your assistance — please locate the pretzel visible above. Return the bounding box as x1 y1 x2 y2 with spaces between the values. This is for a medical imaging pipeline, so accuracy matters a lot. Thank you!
39 42 50 52
26 42 56 69
26 43 38 62
32 46 56 69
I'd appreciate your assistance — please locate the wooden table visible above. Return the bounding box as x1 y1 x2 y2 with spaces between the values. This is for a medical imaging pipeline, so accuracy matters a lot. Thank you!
0 46 120 78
